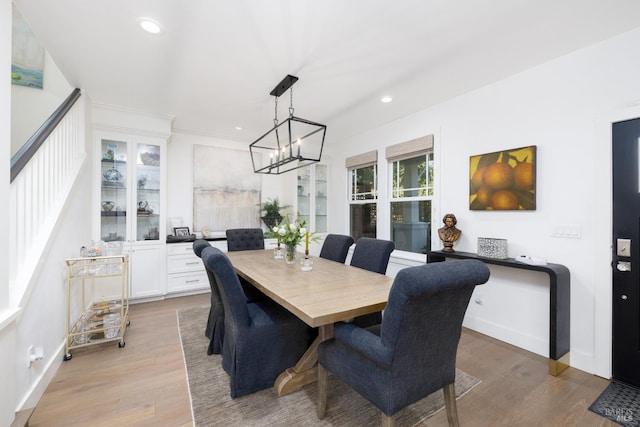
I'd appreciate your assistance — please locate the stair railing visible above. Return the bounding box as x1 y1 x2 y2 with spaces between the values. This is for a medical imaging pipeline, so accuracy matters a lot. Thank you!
9 88 86 307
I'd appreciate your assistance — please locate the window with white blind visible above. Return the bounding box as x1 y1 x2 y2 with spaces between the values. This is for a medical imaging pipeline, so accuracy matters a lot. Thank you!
387 136 434 254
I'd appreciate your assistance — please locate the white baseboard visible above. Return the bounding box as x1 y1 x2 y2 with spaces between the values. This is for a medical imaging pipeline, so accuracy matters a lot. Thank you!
463 314 548 357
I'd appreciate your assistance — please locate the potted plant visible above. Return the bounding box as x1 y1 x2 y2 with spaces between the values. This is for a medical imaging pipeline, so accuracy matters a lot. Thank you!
258 197 290 229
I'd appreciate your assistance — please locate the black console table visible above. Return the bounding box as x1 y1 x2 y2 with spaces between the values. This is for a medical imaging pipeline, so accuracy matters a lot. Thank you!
427 250 570 376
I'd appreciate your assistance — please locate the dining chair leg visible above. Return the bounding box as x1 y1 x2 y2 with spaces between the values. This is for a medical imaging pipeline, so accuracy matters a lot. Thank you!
381 412 396 427
443 382 460 427
317 364 328 419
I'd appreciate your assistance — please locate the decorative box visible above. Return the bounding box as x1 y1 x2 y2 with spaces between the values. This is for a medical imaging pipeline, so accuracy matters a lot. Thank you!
477 237 508 259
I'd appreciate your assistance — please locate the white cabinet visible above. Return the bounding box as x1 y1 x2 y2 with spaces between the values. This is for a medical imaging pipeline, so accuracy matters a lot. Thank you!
166 243 208 295
97 134 166 245
297 164 327 233
166 240 227 295
93 104 171 300
129 244 166 299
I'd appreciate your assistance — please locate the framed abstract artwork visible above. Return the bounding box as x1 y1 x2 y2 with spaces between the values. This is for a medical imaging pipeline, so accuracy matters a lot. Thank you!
469 145 536 211
193 145 261 233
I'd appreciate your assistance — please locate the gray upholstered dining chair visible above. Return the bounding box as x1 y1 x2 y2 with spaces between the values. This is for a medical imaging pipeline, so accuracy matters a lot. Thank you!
349 237 395 327
319 234 355 263
225 228 266 302
193 239 224 355
225 228 265 251
201 246 312 398
317 259 490 426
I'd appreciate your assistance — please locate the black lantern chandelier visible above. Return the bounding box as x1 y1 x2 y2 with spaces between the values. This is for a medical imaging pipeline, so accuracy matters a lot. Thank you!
249 75 326 175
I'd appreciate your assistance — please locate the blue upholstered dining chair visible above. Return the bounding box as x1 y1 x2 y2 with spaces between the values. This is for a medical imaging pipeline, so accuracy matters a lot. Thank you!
317 259 490 426
193 239 224 355
225 228 265 251
349 237 395 327
201 246 312 398
225 228 266 302
319 234 355 263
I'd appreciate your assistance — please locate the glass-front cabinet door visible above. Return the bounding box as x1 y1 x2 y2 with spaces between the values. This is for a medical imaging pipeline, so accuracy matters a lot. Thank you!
99 137 164 243
297 167 311 225
315 164 327 232
100 139 128 242
135 144 161 241
296 164 327 233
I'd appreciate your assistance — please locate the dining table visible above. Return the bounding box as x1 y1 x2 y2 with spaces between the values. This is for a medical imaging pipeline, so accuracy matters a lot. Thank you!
225 248 394 396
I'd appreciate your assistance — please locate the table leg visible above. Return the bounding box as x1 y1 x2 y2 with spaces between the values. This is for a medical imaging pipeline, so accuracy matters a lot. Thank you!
549 352 570 376
274 324 334 396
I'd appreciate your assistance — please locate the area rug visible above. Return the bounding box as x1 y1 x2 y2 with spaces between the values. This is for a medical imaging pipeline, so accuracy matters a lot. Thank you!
589 380 640 427
178 305 481 427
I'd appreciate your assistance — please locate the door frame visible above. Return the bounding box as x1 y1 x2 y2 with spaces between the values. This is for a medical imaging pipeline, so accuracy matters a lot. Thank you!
595 104 640 379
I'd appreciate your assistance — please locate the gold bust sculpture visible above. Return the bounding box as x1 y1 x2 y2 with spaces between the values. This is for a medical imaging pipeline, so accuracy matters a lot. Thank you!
438 213 461 252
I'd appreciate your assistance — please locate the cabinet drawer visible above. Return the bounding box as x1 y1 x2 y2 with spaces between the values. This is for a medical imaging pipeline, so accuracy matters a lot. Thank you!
168 255 203 274
167 243 197 256
167 272 209 293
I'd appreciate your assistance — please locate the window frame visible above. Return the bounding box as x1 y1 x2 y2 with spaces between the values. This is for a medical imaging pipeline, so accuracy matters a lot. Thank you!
387 146 435 255
348 162 378 239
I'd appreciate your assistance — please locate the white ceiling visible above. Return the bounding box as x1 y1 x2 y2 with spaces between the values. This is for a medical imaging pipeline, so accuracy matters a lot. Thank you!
13 0 640 146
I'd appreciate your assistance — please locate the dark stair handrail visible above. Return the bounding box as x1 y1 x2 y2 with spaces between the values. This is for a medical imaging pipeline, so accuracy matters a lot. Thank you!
10 88 82 182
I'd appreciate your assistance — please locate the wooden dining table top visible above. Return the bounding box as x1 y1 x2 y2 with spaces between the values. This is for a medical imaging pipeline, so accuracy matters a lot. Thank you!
226 249 394 328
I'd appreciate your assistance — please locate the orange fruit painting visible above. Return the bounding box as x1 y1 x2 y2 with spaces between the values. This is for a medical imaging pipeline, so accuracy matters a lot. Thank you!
469 146 536 210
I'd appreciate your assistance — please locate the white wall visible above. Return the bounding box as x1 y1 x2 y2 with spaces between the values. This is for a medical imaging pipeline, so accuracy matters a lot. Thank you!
10 5 72 156
325 27 640 376
1 0 16 424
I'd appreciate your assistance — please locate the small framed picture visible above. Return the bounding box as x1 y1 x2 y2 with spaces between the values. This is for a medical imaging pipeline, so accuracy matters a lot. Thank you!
174 226 191 237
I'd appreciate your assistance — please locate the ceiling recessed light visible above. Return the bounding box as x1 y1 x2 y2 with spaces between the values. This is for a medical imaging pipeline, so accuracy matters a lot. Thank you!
235 126 243 131
381 96 393 103
138 18 162 34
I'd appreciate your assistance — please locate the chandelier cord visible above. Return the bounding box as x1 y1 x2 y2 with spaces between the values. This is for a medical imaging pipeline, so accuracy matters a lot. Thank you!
273 96 278 127
289 86 294 118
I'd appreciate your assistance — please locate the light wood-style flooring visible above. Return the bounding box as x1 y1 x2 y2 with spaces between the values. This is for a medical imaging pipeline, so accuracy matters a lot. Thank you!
30 293 615 426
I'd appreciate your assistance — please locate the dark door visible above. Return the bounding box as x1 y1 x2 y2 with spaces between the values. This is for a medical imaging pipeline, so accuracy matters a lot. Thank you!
612 118 640 387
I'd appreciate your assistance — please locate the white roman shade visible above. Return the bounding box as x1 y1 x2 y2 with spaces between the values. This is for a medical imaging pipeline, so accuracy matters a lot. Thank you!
385 135 434 162
345 150 378 169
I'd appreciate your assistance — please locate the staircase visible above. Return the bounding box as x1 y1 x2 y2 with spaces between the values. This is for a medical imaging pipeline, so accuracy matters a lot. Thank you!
9 88 86 308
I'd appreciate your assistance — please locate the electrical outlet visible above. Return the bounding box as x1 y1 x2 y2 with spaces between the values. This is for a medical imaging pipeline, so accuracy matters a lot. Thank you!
28 345 44 367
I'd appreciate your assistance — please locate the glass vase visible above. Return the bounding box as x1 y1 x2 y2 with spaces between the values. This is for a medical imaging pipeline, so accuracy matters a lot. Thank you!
285 245 297 264
274 246 283 260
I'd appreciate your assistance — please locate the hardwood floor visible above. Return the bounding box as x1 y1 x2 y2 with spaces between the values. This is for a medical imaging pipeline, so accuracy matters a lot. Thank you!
30 293 615 426
30 293 210 427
